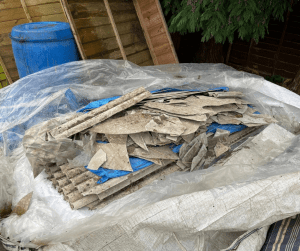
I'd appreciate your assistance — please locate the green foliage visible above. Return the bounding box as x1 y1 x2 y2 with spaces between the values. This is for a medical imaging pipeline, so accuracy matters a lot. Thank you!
160 0 297 44
265 75 285 84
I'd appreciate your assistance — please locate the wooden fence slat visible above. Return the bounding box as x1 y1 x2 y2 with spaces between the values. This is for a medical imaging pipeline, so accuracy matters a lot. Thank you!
32 13 67 22
0 0 22 10
27 3 63 18
25 0 60 7
0 55 12 84
21 0 33 22
60 0 87 60
104 0 127 60
0 19 28 35
133 0 158 65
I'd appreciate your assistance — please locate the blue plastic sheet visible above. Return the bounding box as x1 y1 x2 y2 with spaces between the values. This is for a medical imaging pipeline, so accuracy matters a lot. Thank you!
87 142 183 184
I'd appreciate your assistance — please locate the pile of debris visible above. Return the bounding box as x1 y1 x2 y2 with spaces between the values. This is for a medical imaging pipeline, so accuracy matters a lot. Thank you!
22 87 277 210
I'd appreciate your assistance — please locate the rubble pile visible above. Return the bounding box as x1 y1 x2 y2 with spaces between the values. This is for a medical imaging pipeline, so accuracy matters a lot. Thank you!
22 87 277 210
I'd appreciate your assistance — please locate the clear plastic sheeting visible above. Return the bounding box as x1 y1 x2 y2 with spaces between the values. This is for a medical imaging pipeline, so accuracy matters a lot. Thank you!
0 60 300 250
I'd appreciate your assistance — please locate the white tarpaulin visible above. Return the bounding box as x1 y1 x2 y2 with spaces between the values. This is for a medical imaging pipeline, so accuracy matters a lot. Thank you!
0 60 300 251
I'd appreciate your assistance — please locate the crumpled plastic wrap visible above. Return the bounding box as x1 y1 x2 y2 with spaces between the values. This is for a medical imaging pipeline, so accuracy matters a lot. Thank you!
1 60 300 250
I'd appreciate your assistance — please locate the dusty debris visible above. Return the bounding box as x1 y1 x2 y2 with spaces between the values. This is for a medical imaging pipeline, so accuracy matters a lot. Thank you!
87 149 107 171
97 143 132 172
129 133 148 151
12 192 33 216
214 142 230 158
90 113 152 135
52 87 152 139
130 146 179 161
20 87 279 211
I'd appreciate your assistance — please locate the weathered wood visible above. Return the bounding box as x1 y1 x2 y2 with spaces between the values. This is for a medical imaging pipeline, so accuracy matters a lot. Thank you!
68 2 135 13
1 56 17 70
60 0 87 60
74 11 137 29
156 51 175 65
0 54 12 84
79 20 141 44
150 33 169 49
21 0 33 22
32 13 67 22
0 45 14 58
0 0 22 10
127 50 152 65
133 0 158 65
83 32 139 59
103 0 127 60
51 87 149 137
153 43 172 57
139 59 154 66
25 0 60 6
8 68 19 79
0 19 28 35
0 8 27 22
27 3 63 17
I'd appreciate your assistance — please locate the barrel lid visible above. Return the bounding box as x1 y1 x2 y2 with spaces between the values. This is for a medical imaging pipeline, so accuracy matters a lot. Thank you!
10 22 74 42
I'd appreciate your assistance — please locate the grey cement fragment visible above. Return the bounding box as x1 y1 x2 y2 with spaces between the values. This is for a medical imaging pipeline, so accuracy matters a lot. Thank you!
166 135 178 142
129 133 148 151
182 133 195 143
191 144 208 172
91 113 152 135
176 160 187 170
182 141 201 167
97 143 133 172
145 115 186 136
217 115 242 125
106 134 128 145
208 91 244 98
87 149 107 171
179 142 189 159
214 142 230 158
140 132 155 145
131 146 179 160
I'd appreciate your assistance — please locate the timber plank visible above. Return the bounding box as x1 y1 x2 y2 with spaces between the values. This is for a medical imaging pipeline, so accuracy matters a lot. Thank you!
2 57 17 70
139 59 154 66
0 45 14 58
127 50 151 65
0 19 28 35
156 51 175 65
0 33 12 47
25 0 59 6
0 0 22 10
27 3 63 17
8 68 19 79
0 8 27 22
142 8 162 29
31 13 67 22
150 33 168 48
74 11 137 29
147 23 164 38
68 2 135 14
79 20 141 44
153 43 172 57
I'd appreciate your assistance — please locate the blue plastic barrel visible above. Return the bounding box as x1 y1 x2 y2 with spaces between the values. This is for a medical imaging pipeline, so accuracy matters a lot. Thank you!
10 22 80 78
